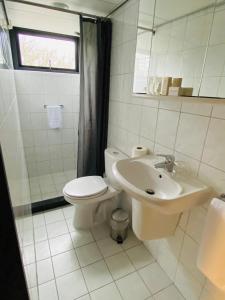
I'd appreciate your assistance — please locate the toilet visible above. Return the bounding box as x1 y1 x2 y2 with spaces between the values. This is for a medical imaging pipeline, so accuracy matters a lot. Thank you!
63 148 127 229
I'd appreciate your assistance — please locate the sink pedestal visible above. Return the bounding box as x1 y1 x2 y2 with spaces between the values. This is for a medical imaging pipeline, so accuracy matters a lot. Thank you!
132 199 181 240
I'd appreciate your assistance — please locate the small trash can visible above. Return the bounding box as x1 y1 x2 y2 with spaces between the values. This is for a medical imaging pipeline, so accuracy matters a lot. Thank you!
110 208 129 244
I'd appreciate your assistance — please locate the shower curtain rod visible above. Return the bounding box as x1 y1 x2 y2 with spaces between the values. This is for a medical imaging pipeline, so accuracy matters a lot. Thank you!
5 0 110 19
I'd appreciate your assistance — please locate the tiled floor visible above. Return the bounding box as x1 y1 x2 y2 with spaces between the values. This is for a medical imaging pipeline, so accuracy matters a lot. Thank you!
29 170 76 202
24 205 185 300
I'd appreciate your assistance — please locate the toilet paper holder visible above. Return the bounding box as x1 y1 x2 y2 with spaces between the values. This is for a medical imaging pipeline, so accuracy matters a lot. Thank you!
219 194 225 201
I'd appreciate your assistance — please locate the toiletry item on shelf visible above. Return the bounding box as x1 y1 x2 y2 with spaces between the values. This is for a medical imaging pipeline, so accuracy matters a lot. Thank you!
172 78 182 87
147 77 154 95
181 87 193 97
197 197 225 290
160 77 172 95
153 77 162 95
168 86 182 96
147 77 162 95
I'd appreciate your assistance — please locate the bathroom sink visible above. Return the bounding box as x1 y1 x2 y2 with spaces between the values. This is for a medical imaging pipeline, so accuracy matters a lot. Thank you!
113 155 213 215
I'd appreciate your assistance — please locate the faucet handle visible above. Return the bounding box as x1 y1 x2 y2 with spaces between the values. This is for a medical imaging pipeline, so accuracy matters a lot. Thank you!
157 154 175 162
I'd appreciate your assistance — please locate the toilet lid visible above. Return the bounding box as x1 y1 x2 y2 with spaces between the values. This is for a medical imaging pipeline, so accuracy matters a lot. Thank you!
63 176 108 198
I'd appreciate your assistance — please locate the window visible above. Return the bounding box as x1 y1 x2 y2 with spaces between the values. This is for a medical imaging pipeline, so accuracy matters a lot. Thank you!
10 27 79 73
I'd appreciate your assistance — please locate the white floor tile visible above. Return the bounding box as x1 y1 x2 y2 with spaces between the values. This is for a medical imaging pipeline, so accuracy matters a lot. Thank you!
97 238 123 257
126 244 155 269
91 223 110 241
121 229 141 250
33 213 45 228
29 287 38 300
62 205 74 219
23 216 33 230
139 263 172 294
56 270 88 300
52 249 80 277
35 240 51 261
46 220 68 238
44 209 64 224
76 242 102 267
105 252 135 280
116 272 151 300
25 263 37 288
23 244 35 265
39 280 58 300
37 258 54 285
23 229 35 246
34 226 48 242
49 234 73 256
82 260 113 292
90 282 122 300
154 285 184 300
65 218 75 232
70 228 94 248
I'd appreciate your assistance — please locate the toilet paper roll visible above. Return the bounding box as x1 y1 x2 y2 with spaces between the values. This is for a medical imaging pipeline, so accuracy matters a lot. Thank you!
197 198 225 290
131 146 148 158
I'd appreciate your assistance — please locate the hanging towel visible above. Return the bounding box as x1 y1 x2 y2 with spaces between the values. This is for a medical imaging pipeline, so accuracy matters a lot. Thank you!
47 105 62 129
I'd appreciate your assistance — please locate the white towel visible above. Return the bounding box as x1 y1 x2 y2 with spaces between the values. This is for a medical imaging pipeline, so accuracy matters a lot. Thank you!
47 105 62 129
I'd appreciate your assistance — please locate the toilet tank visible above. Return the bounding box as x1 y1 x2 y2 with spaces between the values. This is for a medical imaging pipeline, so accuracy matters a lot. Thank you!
104 148 127 190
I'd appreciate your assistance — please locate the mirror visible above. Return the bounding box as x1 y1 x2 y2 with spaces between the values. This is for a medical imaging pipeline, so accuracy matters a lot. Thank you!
133 0 225 98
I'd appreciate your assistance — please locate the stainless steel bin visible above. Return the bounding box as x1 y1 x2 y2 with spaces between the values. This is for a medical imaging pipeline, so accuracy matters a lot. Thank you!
110 208 129 244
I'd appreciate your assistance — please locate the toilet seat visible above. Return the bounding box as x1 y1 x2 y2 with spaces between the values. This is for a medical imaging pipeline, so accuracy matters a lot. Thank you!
63 176 119 205
63 176 108 199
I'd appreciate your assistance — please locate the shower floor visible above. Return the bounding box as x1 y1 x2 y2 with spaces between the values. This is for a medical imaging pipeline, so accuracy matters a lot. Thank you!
23 205 184 300
29 170 76 203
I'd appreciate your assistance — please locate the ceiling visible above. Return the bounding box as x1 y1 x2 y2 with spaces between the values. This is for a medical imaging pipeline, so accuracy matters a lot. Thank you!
7 0 125 16
5 0 126 35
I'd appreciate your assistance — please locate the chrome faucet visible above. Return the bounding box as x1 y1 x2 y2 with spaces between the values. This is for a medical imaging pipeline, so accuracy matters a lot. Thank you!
154 154 176 173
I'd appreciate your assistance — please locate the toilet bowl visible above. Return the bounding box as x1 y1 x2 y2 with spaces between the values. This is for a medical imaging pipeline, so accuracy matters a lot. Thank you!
63 148 127 229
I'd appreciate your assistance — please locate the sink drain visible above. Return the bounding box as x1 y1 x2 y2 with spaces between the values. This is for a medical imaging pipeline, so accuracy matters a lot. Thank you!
145 188 155 195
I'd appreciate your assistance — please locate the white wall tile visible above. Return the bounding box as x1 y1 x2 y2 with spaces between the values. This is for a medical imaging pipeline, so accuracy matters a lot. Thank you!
156 110 179 148
175 113 209 160
16 71 79 178
202 118 225 171
140 107 158 141
181 101 212 116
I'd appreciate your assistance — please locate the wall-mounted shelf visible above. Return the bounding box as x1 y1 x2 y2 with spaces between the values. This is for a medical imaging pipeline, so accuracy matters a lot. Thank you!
132 94 225 105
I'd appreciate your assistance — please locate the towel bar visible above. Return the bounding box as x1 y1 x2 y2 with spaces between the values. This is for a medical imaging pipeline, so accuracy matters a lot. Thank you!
43 104 64 108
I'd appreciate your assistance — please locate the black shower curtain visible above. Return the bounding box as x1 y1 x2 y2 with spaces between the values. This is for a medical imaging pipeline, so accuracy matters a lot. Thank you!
77 16 112 177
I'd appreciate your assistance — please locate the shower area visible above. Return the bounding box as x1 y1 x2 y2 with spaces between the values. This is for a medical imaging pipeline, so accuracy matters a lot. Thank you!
17 70 79 206
9 2 81 209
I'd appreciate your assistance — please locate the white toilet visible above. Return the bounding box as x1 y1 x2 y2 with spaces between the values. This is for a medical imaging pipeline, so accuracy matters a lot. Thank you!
63 148 127 229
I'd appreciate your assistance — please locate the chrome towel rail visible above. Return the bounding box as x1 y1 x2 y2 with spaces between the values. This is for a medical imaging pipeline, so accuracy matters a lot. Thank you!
43 104 64 108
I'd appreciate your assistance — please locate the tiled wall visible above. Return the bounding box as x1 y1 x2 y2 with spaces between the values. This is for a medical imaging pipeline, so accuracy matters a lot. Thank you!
109 1 225 299
15 71 79 202
15 70 80 178
0 3 36 293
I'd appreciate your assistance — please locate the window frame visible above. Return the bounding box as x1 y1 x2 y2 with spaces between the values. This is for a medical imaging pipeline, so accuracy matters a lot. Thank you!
9 27 79 74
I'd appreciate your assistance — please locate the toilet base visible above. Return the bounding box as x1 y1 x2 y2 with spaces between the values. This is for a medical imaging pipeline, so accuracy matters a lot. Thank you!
73 198 118 229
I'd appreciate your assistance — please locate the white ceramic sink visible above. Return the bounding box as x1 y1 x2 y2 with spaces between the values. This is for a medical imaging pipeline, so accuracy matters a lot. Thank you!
113 155 213 215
